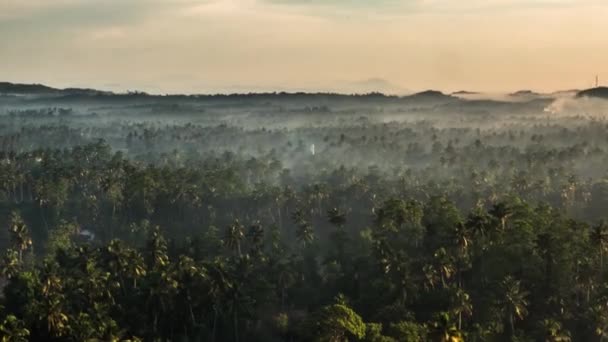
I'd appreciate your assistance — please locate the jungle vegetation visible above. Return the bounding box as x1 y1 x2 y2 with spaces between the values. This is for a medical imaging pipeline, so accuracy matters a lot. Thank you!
1 86 608 341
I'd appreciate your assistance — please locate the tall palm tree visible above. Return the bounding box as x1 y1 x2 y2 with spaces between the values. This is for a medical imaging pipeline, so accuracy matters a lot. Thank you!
145 226 169 270
489 203 513 231
295 223 315 247
102 240 146 290
8 211 32 263
591 221 608 274
246 222 264 256
224 219 245 257
450 223 471 265
451 288 473 330
173 255 206 338
204 261 232 342
431 312 464 342
540 319 572 342
40 269 69 338
466 208 492 239
498 276 529 337
292 209 315 246
327 208 349 265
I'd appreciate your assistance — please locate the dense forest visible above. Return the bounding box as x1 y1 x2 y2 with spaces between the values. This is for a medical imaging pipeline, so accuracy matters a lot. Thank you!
2 85 608 341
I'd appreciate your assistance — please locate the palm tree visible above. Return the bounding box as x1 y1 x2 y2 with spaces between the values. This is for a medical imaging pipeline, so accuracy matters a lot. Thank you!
431 312 464 342
40 269 69 338
144 266 178 338
291 208 306 226
489 202 513 231
271 257 296 311
102 240 146 290
173 255 206 338
433 248 456 289
450 222 471 285
144 226 169 270
466 208 492 239
451 288 473 330
327 208 349 264
292 209 315 246
8 211 32 263
498 276 529 337
591 221 608 274
204 261 232 342
125 249 146 289
224 219 245 257
540 319 572 342
308 183 329 217
101 155 126 236
535 232 556 289
225 256 255 342
0 249 20 279
246 222 264 256
296 223 315 247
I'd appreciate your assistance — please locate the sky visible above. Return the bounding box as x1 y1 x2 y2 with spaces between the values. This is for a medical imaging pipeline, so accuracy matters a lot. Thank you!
1 0 607 94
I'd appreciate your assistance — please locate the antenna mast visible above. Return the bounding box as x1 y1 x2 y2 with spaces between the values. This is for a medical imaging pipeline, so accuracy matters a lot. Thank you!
596 75 599 88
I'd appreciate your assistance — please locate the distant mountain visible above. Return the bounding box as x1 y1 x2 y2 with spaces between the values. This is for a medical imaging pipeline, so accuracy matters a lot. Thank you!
577 87 608 99
0 82 553 111
407 90 453 99
0 82 109 96
509 90 541 97
547 89 579 98
0 81 451 101
452 90 479 95
0 82 60 94
63 87 111 95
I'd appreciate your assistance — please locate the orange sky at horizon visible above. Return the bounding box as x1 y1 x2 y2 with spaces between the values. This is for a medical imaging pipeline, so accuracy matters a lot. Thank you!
1 0 607 94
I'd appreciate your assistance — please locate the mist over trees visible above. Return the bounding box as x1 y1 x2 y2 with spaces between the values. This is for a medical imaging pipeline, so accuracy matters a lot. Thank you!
1 84 608 340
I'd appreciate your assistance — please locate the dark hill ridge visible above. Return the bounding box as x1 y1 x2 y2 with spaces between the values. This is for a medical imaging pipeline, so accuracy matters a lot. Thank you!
0 82 457 102
452 91 479 95
0 82 60 94
0 81 445 98
577 87 608 99
0 82 108 96
401 90 456 103
510 90 541 97
0 82 549 113
410 90 449 98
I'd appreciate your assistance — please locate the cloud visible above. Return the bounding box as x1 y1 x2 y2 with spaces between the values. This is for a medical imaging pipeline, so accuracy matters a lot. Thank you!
260 0 605 15
0 0 77 20
0 0 203 26
89 26 126 41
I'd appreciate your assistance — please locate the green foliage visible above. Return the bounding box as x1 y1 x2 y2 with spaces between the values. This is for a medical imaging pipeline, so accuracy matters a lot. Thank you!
45 220 78 257
363 323 395 342
4 110 608 341
305 301 366 342
0 315 29 342
388 321 428 341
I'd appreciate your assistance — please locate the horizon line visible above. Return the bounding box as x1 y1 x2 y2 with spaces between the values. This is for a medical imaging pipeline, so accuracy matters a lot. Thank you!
0 80 595 97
